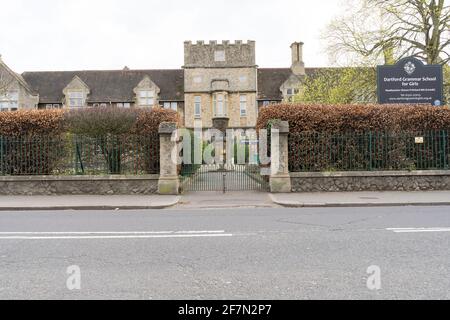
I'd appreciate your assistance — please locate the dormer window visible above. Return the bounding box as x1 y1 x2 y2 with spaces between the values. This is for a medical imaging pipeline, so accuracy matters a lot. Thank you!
138 90 155 107
285 88 299 102
68 91 85 108
63 76 90 109
134 76 160 109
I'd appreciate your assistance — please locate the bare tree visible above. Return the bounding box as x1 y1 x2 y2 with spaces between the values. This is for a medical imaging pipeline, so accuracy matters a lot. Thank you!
325 0 450 65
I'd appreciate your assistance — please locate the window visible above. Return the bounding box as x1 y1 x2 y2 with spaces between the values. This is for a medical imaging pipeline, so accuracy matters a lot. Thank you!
68 91 85 108
214 50 226 62
117 103 131 108
0 102 9 112
139 90 154 107
263 101 270 107
163 102 178 111
100 103 107 108
240 95 247 117
286 88 298 102
213 93 227 117
194 96 201 118
0 90 19 111
45 104 60 110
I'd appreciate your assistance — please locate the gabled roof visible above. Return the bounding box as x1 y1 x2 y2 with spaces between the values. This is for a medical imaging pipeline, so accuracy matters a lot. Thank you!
0 59 36 95
21 69 184 104
257 68 322 100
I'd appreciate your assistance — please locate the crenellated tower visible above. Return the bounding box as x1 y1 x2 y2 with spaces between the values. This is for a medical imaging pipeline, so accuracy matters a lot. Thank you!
183 40 258 129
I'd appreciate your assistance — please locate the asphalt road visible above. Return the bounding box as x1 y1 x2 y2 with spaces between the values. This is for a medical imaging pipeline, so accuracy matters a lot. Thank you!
0 206 449 300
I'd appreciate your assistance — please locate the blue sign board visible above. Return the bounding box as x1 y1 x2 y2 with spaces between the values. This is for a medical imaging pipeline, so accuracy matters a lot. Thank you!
377 57 443 105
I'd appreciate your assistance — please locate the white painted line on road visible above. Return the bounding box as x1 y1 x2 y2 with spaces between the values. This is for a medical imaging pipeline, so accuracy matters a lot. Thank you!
0 230 226 235
0 230 235 240
387 227 450 233
0 234 233 240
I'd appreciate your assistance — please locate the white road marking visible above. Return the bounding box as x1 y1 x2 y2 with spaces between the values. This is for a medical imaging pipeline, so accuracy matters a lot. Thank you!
0 230 233 240
0 234 233 240
0 230 226 235
387 227 450 233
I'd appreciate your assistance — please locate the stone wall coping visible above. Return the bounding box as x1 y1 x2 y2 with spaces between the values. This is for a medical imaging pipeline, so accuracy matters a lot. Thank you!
290 170 450 178
159 122 178 134
271 120 289 134
0 175 159 182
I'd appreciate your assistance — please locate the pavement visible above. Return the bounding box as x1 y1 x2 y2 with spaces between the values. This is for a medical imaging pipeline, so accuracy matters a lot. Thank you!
0 195 180 211
270 191 450 208
176 191 274 209
1 191 450 210
0 206 449 299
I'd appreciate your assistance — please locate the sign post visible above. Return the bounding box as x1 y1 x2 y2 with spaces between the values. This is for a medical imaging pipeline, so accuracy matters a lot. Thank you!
377 57 443 106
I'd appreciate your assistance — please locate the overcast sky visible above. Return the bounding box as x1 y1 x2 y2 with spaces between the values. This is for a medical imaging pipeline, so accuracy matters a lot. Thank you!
1 0 343 73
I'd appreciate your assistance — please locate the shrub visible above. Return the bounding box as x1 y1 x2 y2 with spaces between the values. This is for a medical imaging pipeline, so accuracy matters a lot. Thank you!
64 107 177 174
65 107 138 136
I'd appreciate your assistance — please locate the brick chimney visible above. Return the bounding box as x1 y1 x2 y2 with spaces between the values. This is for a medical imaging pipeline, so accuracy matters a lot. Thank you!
291 42 305 76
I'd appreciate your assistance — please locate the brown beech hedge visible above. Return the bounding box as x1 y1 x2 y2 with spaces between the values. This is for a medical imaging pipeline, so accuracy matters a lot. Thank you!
256 104 450 172
0 108 178 175
256 104 450 133
0 110 66 136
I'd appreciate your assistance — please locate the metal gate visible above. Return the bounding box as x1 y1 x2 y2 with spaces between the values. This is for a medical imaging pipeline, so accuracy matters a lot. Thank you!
181 163 268 192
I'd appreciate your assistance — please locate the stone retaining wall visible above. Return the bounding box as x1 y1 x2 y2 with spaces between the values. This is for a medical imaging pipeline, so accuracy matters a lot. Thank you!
291 171 450 192
0 175 159 195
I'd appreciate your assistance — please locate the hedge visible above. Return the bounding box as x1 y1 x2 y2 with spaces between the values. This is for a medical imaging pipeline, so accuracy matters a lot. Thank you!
0 110 65 136
133 108 180 134
256 104 450 172
256 104 450 133
0 108 178 175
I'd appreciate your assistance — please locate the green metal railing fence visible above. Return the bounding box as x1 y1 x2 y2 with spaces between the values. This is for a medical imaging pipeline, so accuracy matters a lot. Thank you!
0 134 160 176
289 131 450 172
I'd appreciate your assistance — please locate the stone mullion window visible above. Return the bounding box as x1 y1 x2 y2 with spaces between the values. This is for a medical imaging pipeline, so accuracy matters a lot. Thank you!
213 92 228 117
240 94 247 117
194 96 202 118
68 91 85 108
163 102 178 111
138 90 155 107
0 90 19 111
